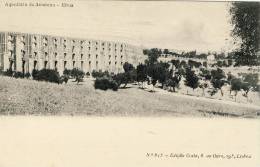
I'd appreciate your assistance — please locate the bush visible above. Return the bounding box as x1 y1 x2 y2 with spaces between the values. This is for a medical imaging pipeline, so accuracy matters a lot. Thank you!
63 69 71 77
33 69 60 84
3 69 13 77
32 69 39 80
86 72 90 77
13 71 24 78
92 70 110 78
60 75 69 84
94 77 118 91
24 72 31 78
184 67 199 91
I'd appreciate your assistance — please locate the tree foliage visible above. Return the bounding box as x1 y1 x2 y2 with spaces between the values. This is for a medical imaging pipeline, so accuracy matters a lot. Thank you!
184 68 199 91
229 2 260 66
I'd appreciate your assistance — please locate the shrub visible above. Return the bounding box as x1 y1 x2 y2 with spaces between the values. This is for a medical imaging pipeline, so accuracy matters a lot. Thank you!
32 69 39 80
63 68 85 83
59 75 69 84
13 71 24 78
231 78 243 101
3 69 13 77
184 67 199 92
94 77 118 91
210 68 226 96
24 72 31 79
63 69 71 77
33 69 60 84
86 72 90 77
92 70 110 78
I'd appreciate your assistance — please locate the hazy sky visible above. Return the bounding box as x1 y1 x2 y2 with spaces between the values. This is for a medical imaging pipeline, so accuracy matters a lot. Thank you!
0 1 235 52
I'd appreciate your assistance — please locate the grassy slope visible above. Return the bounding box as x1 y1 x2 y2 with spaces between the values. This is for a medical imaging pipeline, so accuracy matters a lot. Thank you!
0 76 259 117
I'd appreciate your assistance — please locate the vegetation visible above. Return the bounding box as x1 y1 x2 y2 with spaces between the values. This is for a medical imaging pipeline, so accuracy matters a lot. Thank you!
229 2 260 66
63 68 85 84
184 68 199 93
210 68 226 96
136 64 147 88
32 69 60 84
91 70 110 78
94 77 118 91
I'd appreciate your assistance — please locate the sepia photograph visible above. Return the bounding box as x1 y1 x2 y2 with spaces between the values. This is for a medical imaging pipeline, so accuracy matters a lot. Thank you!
0 0 260 167
0 1 259 118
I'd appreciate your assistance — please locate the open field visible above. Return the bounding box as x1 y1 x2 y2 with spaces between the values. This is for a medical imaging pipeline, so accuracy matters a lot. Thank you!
0 76 259 118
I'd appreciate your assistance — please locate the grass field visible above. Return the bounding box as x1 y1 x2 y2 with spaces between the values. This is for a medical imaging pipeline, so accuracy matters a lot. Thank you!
0 76 259 118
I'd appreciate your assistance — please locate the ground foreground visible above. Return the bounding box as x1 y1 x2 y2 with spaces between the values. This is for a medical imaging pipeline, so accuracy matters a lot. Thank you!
0 76 259 118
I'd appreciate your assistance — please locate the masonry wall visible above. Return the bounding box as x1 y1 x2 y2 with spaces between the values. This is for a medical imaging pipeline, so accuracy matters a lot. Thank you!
0 32 146 75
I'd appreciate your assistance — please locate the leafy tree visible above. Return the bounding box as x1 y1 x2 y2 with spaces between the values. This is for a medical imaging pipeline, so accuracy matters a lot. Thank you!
94 77 118 91
229 2 260 66
184 67 199 94
199 68 211 96
24 72 31 79
240 73 259 100
227 72 236 94
143 48 161 64
92 70 110 78
231 78 243 101
136 64 147 88
13 71 24 78
199 82 208 96
157 62 171 88
71 68 85 84
163 49 169 54
227 59 233 66
199 68 211 80
188 60 201 68
166 73 181 92
180 60 188 68
210 68 226 96
170 59 180 70
123 62 134 73
33 69 60 84
202 61 207 68
113 62 136 88
216 60 223 67
146 64 162 91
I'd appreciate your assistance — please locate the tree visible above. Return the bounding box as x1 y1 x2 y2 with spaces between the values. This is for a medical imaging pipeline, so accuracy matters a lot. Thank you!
202 61 207 68
180 60 187 68
170 59 180 70
71 68 85 84
143 48 161 64
231 78 243 101
184 68 199 94
33 69 60 84
163 49 169 54
136 64 147 88
113 62 136 88
123 62 134 73
199 68 211 80
210 68 226 96
240 73 259 100
229 2 260 66
156 62 171 88
199 68 211 96
227 72 236 94
146 64 162 91
166 73 181 92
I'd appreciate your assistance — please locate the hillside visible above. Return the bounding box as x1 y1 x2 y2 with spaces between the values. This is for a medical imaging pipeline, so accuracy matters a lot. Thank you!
0 76 259 118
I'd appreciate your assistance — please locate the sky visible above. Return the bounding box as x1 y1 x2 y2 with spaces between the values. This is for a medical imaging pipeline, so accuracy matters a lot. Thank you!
0 1 236 53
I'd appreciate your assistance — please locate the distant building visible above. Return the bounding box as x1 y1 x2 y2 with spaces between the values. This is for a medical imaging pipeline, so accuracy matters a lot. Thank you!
0 32 146 75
